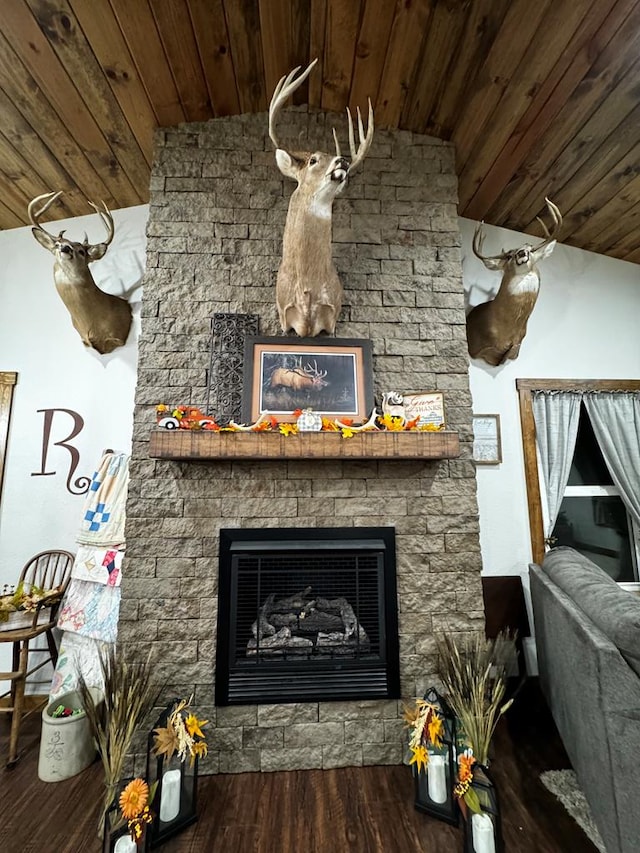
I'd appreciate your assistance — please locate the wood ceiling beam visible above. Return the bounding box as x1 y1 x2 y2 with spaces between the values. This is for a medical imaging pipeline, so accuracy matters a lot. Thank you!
321 0 361 115
109 0 185 127
149 0 211 123
460 0 600 218
349 0 395 118
224 0 267 114
23 0 148 204
188 0 241 118
374 0 430 130
67 0 156 166
494 0 640 232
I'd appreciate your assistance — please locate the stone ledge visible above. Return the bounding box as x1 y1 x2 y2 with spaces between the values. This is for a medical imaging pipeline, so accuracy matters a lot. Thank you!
148 429 460 461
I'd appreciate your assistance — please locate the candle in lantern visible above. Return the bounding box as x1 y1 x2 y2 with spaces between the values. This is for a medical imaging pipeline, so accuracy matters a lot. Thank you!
472 812 496 853
427 754 447 804
160 768 182 822
113 834 137 853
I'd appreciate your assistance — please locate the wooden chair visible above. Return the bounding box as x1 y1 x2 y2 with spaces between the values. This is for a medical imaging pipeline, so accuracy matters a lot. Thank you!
0 549 74 767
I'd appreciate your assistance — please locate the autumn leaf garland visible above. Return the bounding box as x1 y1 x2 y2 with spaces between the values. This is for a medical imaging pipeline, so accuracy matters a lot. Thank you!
156 403 447 436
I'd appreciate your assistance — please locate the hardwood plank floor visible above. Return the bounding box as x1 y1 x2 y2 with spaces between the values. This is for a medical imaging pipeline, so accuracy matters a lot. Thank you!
0 680 598 852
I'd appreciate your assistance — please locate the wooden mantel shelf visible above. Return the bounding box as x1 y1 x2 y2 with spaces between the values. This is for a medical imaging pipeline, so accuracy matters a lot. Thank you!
148 429 460 461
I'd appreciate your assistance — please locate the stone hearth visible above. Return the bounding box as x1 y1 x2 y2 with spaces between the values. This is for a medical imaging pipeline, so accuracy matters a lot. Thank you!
120 107 483 775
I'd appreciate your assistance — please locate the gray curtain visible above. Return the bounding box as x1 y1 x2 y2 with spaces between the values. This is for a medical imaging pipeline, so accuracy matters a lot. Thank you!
583 393 640 528
532 391 582 538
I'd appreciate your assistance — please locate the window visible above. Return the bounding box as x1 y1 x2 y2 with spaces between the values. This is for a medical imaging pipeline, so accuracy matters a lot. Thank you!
551 403 636 582
517 379 640 583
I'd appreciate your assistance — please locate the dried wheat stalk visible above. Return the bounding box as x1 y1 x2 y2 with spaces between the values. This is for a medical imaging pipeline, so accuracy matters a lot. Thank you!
436 631 515 766
76 644 156 835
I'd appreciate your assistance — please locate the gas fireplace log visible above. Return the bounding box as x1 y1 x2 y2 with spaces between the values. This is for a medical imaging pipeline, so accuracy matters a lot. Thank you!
251 593 276 639
268 587 314 613
247 626 314 656
293 611 344 633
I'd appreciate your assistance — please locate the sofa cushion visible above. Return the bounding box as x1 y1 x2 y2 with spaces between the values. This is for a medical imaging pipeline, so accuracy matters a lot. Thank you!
541 546 640 678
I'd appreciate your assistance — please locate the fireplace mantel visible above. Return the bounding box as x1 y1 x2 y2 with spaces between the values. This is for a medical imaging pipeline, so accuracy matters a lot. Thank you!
148 429 460 461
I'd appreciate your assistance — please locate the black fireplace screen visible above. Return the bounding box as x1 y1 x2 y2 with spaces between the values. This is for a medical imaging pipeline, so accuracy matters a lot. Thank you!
216 528 400 705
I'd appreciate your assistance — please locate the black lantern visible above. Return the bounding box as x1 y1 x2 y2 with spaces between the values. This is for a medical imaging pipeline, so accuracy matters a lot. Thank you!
462 763 504 853
145 701 199 849
102 780 145 853
412 686 459 826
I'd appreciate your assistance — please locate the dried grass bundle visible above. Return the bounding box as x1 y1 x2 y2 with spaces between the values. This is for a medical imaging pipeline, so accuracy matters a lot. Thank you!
76 644 156 833
436 631 515 766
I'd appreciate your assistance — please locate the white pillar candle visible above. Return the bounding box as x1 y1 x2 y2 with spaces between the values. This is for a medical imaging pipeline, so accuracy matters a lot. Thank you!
472 812 496 853
114 834 137 853
160 768 182 823
427 754 447 804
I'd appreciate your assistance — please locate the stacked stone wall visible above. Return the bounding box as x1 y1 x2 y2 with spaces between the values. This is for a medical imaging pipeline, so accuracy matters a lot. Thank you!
121 108 483 774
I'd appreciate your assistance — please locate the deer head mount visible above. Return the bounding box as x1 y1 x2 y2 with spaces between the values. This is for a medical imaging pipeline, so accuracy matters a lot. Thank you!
29 191 132 355
270 58 374 337
466 198 562 367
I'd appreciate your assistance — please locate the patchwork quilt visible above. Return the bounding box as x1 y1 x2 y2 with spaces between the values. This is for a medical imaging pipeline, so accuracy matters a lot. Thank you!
49 632 110 702
57 578 121 643
76 451 129 547
71 545 124 587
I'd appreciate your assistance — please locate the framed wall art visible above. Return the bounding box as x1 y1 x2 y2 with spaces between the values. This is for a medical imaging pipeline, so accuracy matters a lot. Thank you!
472 414 502 465
242 337 374 423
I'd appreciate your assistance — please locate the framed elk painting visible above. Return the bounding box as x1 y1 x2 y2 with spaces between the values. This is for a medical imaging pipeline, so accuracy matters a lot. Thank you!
242 337 374 423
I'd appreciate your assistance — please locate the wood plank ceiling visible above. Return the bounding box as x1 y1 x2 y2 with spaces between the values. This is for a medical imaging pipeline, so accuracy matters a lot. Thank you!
1 0 639 264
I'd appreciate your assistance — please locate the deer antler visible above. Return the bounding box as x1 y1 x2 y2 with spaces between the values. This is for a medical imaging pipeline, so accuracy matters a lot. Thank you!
533 197 562 251
346 101 374 173
28 190 64 238
87 200 114 247
269 58 318 150
473 197 562 263
29 192 115 249
472 222 504 262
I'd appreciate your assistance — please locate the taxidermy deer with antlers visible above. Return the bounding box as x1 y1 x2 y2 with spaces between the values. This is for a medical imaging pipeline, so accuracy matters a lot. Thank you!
29 191 132 355
466 198 562 366
270 58 374 337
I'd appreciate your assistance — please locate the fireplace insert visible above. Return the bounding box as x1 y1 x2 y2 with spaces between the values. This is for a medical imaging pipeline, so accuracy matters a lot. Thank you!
215 527 400 705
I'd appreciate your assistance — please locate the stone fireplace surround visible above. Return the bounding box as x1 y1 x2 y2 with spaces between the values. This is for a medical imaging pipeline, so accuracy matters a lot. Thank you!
121 107 484 775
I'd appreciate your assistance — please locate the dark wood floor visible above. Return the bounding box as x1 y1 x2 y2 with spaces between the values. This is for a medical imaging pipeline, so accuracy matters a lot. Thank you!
0 679 598 853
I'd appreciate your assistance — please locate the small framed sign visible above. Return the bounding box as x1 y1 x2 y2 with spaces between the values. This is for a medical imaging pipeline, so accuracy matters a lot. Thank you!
402 392 446 428
472 414 502 464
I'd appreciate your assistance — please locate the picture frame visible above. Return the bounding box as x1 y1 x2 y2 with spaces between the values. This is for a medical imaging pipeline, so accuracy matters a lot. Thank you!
472 414 502 465
242 336 374 424
402 391 446 428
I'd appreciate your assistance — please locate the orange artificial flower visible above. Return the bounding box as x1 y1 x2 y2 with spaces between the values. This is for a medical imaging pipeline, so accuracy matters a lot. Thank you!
119 778 149 820
321 418 339 431
458 752 476 785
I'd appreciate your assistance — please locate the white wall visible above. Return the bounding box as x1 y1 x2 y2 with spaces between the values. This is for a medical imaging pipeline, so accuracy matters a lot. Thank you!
0 204 148 687
460 217 640 669
1 206 638 684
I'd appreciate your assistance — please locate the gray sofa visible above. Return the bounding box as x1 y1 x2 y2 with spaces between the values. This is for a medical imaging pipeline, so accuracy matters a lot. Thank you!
530 546 640 853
